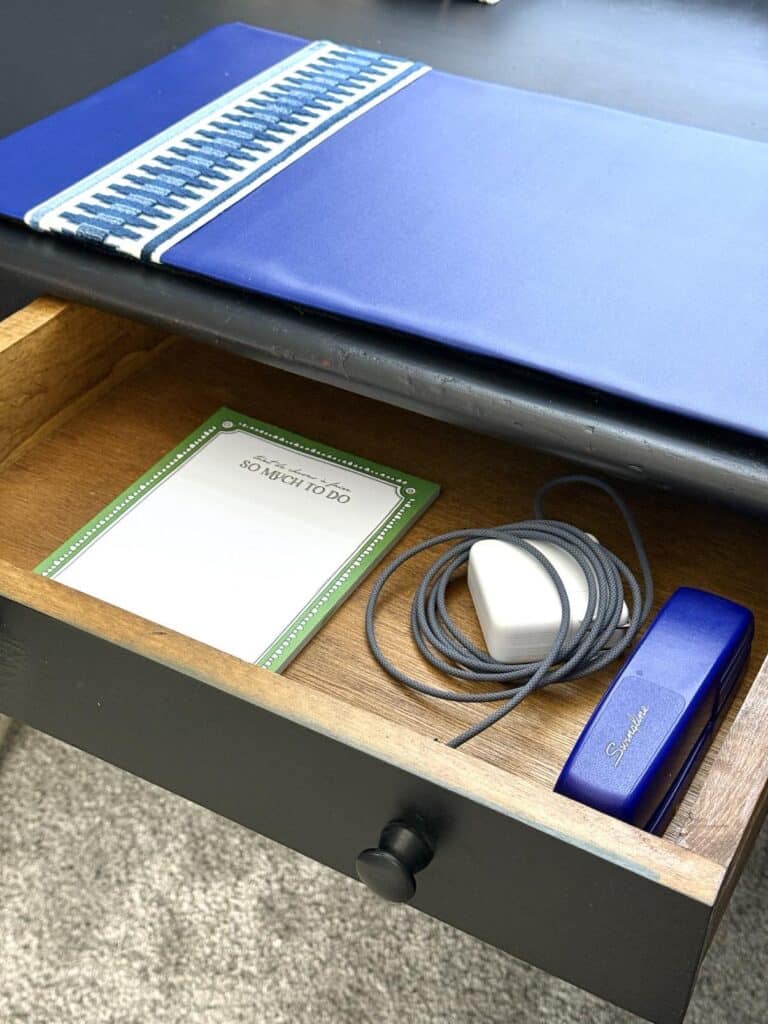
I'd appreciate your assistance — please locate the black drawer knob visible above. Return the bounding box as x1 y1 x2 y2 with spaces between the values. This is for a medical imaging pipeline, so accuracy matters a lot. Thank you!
356 819 433 903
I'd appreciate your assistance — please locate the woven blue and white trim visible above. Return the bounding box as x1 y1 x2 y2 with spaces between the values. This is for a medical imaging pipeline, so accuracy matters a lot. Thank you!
25 40 429 262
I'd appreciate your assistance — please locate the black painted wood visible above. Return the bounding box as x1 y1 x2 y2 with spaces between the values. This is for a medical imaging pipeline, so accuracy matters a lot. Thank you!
1 0 768 508
1 223 766 515
3 0 768 141
356 818 434 902
0 596 712 1023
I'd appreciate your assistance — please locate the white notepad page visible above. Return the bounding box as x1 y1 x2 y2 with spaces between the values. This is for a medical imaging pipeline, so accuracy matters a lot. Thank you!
38 409 438 669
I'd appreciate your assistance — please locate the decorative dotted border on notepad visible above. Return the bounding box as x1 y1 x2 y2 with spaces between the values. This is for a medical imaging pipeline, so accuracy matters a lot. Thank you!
227 417 417 492
260 493 418 669
39 410 433 673
223 417 421 668
40 424 220 577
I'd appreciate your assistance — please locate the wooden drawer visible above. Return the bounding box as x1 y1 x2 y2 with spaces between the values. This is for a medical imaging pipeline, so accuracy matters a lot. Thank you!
0 298 765 1023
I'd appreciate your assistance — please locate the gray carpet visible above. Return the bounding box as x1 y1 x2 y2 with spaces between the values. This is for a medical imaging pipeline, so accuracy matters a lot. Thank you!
0 725 764 1024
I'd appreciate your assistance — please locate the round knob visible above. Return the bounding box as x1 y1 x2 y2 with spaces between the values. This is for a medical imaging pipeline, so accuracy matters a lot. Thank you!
356 819 433 903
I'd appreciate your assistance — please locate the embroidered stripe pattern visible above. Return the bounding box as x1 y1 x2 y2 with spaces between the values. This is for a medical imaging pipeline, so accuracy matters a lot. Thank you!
25 41 429 262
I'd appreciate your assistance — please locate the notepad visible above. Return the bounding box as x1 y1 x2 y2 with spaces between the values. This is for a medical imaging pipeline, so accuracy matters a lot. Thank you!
35 408 439 670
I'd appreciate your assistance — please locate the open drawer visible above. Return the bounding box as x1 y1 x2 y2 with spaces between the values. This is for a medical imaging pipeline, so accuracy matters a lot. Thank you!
0 298 765 1023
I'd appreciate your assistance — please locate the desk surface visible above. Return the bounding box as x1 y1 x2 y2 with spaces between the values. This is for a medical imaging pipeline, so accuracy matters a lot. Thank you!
1 0 767 509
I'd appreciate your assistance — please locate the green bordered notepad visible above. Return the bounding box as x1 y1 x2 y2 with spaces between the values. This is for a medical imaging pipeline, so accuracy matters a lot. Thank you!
36 407 439 671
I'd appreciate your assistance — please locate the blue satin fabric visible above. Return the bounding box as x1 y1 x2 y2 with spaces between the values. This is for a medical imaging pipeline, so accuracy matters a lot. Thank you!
0 25 305 218
1 23 766 440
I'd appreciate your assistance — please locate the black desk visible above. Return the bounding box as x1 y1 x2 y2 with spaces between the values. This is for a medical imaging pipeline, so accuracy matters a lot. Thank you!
1 0 767 508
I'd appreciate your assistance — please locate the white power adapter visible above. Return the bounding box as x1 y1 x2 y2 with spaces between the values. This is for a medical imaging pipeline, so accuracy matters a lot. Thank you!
367 474 652 747
467 536 629 664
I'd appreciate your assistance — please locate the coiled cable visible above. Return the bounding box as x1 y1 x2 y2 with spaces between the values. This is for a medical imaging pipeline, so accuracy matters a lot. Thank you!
365 475 654 747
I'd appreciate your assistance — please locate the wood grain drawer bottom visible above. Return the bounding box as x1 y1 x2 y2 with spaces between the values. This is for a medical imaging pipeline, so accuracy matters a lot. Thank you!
0 299 765 1023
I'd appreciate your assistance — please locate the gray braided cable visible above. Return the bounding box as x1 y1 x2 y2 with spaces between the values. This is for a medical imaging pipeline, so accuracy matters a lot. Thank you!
365 475 654 748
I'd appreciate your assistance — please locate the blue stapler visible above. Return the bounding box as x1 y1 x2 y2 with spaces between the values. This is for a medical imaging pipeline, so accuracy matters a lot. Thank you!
555 587 754 834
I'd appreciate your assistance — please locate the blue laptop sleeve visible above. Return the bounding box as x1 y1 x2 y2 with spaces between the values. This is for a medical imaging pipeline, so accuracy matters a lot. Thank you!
0 23 766 440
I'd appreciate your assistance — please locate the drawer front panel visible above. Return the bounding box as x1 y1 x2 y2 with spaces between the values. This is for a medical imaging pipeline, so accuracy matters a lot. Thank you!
0 597 710 1023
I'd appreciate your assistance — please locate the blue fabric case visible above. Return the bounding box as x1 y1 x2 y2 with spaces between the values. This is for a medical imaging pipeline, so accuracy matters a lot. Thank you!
555 587 754 834
1 23 766 440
